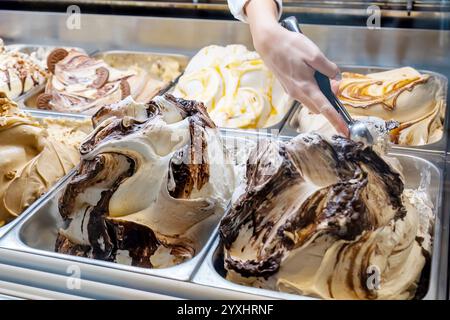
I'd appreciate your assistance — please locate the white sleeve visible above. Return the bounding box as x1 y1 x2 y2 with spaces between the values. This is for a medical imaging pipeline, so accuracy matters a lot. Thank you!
227 0 283 23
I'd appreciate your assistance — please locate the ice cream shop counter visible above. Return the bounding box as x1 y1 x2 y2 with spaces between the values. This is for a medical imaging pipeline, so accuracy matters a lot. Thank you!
0 6 449 300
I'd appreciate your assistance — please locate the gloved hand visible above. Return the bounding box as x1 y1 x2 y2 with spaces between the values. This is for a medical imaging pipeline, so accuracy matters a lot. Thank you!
246 0 348 136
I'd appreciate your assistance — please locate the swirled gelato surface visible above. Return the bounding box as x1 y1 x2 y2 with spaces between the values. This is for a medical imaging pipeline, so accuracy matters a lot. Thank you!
56 94 236 268
40 49 181 115
220 133 434 299
0 93 91 227
291 67 445 146
0 40 47 100
173 45 292 129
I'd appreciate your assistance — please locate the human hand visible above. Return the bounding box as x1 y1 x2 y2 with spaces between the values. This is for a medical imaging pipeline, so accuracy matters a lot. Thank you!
246 0 348 136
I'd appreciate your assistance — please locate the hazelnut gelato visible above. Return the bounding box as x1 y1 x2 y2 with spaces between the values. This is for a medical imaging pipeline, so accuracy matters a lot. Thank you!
0 92 91 227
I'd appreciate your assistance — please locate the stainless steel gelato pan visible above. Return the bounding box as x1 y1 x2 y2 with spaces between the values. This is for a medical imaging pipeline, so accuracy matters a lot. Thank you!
193 152 446 300
0 176 217 282
280 66 448 153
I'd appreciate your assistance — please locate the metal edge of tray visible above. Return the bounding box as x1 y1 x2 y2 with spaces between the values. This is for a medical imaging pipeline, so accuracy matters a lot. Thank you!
280 65 449 154
444 158 450 300
0 249 181 300
201 100 298 135
27 107 92 121
0 248 270 300
193 151 446 300
212 102 298 137
0 182 220 283
249 101 298 135
0 132 267 283
16 85 93 120
90 49 191 69
5 44 90 54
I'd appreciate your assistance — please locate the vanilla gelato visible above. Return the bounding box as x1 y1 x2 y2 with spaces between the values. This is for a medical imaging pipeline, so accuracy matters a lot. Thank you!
291 67 445 146
37 49 181 115
0 39 47 100
56 94 236 268
0 93 91 227
220 133 434 299
173 45 292 129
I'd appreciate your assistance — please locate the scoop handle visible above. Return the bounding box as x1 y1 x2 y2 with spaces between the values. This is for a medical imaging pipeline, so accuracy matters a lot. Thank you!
280 16 354 126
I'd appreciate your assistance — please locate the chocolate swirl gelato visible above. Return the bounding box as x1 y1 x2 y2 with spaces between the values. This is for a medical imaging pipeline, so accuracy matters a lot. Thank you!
0 40 47 100
0 93 91 227
56 94 236 268
220 133 434 299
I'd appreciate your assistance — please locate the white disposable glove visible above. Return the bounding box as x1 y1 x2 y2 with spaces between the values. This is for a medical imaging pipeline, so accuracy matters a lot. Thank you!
246 0 348 136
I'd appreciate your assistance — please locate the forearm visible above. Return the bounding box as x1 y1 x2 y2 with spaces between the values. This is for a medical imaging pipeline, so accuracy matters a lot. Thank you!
246 0 279 25
246 0 281 51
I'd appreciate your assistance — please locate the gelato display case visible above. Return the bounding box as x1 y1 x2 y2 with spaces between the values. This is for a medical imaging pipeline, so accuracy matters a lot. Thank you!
0 3 449 300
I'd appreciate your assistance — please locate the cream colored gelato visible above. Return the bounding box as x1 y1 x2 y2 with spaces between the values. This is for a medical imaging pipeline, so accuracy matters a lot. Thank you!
220 133 434 300
291 67 445 146
173 45 292 129
56 94 236 268
0 93 91 227
38 49 181 115
0 39 47 100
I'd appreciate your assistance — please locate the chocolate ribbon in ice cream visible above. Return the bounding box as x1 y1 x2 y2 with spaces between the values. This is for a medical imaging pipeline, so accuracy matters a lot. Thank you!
37 49 180 115
293 67 444 146
0 40 47 99
56 94 236 268
0 92 90 226
220 133 434 300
